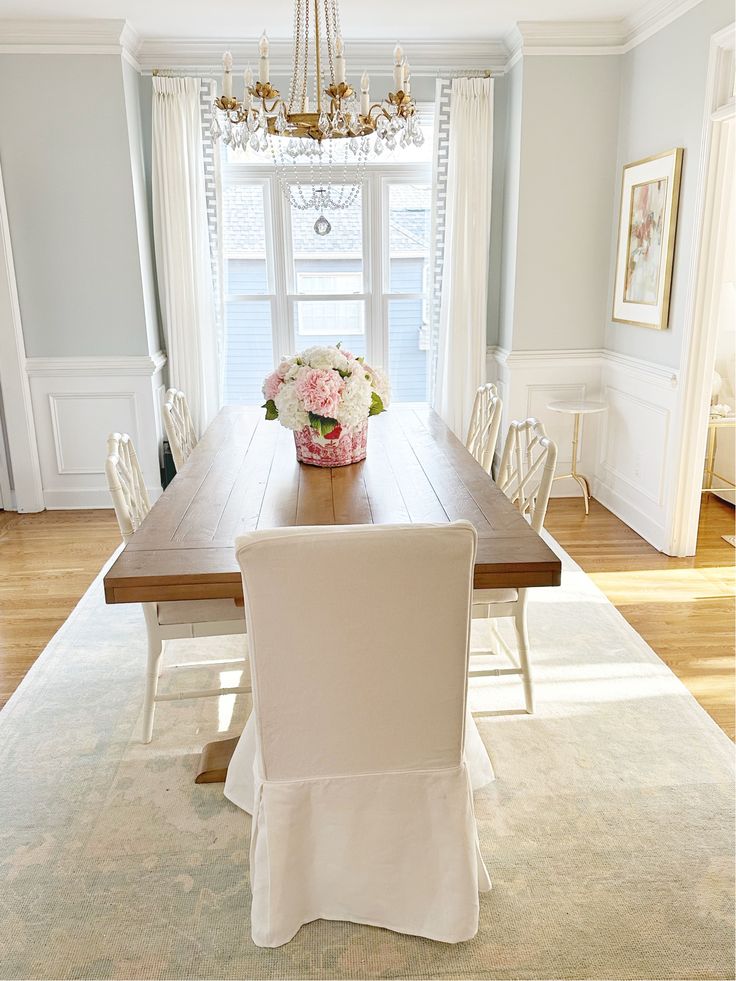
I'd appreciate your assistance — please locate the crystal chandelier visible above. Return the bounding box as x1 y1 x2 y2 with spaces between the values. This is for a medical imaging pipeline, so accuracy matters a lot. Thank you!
210 0 423 226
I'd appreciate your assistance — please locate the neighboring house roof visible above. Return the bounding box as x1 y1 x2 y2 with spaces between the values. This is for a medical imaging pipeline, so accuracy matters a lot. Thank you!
223 183 430 257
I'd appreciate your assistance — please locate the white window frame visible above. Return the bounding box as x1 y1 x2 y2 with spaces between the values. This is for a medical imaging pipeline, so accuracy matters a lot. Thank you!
222 158 432 388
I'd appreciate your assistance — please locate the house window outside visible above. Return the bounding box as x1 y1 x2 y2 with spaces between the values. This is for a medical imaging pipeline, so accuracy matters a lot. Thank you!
221 113 433 405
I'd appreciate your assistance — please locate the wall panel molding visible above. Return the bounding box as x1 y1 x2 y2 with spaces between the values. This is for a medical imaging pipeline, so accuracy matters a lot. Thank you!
27 354 165 509
48 392 138 475
486 345 679 549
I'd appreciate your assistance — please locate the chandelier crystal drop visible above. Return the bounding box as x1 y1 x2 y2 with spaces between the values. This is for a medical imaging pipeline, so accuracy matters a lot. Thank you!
211 0 423 215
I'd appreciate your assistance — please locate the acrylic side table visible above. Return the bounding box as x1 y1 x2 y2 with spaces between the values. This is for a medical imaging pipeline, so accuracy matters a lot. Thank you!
547 400 608 515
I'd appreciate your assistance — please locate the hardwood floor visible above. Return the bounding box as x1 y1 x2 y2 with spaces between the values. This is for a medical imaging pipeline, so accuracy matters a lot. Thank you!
546 494 736 739
1 500 734 738
0 509 121 710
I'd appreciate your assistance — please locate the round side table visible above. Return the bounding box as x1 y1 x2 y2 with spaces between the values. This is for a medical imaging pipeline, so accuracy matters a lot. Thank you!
547 400 608 515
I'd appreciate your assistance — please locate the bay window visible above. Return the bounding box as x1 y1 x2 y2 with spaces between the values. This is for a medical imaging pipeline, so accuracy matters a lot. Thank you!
221 117 433 405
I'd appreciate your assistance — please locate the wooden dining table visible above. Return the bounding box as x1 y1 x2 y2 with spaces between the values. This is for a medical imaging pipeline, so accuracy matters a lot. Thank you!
104 403 561 779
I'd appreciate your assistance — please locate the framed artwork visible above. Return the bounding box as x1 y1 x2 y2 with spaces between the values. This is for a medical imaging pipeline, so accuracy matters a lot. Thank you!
612 147 683 329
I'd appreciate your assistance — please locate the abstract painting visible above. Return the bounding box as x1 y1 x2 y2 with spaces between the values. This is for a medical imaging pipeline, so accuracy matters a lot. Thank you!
613 148 683 329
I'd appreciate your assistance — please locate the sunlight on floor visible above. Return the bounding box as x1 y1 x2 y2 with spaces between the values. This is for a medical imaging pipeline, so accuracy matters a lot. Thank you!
590 565 736 603
218 669 243 732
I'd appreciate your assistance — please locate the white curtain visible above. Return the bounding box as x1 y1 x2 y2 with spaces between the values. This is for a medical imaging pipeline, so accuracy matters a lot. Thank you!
433 76 494 440
152 76 220 436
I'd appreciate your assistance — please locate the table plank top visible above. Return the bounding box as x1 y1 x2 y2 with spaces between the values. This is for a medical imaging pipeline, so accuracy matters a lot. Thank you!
104 405 561 604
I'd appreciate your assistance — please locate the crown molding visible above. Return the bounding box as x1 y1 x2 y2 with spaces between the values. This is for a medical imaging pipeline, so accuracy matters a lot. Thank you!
622 0 706 51
135 36 507 75
0 18 142 63
0 0 709 73
510 20 624 58
503 0 708 65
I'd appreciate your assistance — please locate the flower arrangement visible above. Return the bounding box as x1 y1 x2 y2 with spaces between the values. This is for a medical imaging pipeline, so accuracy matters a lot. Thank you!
261 344 390 467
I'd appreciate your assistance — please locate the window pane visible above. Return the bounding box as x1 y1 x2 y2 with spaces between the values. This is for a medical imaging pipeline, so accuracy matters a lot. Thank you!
223 300 274 405
290 189 363 292
388 184 431 294
388 299 428 402
223 183 269 294
294 300 365 355
228 257 268 293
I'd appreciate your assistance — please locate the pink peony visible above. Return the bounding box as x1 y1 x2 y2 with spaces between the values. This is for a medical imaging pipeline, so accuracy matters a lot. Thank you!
294 367 344 417
262 370 283 401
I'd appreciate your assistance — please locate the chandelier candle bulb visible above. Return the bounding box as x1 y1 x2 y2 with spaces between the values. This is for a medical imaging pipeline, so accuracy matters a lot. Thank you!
393 43 404 89
222 50 233 100
402 60 411 95
259 32 270 83
243 67 253 108
335 36 346 84
360 71 370 116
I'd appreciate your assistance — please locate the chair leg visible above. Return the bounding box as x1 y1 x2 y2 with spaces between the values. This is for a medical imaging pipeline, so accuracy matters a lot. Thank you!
513 606 534 714
142 636 163 744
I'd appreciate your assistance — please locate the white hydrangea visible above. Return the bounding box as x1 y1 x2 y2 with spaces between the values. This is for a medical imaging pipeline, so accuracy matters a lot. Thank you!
274 383 309 431
301 345 349 374
365 365 391 410
335 369 373 429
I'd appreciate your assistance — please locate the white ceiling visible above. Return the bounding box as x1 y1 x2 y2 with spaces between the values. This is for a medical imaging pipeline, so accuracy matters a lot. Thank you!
0 0 648 41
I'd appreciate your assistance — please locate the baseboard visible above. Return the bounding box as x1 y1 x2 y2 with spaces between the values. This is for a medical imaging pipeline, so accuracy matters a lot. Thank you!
43 485 162 510
592 477 668 552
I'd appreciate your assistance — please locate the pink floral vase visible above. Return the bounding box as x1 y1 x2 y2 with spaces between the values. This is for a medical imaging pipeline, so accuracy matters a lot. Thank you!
294 421 368 467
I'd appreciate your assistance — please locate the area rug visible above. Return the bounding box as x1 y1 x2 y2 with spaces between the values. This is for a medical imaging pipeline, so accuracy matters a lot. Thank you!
0 536 733 981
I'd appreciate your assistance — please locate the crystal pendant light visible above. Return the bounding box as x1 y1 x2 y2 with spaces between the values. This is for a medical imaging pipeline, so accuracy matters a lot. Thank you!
211 0 422 215
314 214 332 236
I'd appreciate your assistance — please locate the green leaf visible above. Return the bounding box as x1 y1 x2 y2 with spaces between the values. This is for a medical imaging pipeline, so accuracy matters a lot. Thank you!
368 391 385 417
336 341 342 349
262 399 279 421
337 368 351 379
309 412 339 436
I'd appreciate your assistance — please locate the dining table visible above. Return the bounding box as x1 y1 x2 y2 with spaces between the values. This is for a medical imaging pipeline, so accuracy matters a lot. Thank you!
104 403 562 780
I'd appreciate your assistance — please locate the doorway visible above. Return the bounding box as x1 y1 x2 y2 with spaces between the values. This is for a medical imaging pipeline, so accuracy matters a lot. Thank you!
670 24 736 555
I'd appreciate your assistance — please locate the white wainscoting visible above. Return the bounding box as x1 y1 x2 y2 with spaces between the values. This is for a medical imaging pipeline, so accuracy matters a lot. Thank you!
487 347 604 498
25 353 166 509
487 346 680 551
594 352 679 551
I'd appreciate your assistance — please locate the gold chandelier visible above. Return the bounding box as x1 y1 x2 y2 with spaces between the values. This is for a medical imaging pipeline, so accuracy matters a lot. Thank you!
210 0 423 219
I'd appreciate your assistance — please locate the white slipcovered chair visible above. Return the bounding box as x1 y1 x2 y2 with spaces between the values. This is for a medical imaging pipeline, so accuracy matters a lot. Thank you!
224 522 492 947
471 418 558 714
163 388 198 472
466 383 503 474
105 433 247 743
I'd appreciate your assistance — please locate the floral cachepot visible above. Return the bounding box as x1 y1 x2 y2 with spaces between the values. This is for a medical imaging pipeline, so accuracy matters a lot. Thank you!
293 420 368 467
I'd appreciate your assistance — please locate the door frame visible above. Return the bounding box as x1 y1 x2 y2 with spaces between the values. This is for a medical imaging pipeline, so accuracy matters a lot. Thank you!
0 156 44 512
668 22 735 555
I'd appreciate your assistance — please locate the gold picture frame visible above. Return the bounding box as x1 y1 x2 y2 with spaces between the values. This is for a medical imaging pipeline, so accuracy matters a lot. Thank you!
612 147 683 330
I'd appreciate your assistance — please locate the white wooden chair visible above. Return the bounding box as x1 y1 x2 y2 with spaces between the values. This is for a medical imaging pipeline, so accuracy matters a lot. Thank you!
105 433 247 743
163 388 198 472
471 418 558 714
466 383 503 474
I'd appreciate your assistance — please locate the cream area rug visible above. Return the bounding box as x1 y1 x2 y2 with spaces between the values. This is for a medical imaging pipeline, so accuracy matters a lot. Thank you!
0 536 733 981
